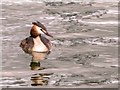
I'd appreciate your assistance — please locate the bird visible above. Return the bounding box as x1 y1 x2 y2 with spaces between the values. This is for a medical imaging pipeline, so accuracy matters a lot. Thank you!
20 21 53 55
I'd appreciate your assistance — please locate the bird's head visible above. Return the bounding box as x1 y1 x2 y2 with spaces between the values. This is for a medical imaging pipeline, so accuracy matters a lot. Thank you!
30 21 53 38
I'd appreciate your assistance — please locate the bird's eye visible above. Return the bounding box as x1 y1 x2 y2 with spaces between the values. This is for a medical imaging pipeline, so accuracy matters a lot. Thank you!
40 29 42 30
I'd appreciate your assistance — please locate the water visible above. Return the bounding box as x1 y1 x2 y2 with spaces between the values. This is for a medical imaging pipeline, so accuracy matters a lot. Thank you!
1 1 119 88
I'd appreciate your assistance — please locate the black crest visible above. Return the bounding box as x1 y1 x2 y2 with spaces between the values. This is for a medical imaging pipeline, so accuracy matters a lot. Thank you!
32 21 47 31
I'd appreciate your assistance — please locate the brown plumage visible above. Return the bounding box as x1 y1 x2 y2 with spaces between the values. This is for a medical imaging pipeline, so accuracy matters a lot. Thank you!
30 26 39 38
20 36 34 54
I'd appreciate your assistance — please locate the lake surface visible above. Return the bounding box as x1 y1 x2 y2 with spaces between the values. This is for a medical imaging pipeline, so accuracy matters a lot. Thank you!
1 1 119 88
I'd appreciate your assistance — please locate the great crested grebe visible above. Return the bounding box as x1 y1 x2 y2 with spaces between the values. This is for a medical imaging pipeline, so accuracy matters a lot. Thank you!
20 21 53 54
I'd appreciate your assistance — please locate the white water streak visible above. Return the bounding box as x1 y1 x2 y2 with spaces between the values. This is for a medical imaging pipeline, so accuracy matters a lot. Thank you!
79 20 118 25
2 0 119 4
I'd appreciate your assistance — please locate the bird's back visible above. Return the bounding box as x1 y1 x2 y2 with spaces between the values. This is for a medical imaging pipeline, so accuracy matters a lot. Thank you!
40 35 52 51
20 36 34 54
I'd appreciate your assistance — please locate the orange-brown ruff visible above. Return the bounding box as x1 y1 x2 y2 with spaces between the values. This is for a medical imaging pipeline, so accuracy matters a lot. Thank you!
20 21 53 54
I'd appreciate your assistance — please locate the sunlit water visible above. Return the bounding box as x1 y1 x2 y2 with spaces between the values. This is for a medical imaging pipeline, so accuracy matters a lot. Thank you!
1 1 119 88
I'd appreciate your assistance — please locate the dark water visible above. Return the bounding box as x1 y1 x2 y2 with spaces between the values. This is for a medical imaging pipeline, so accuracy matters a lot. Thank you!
1 1 119 88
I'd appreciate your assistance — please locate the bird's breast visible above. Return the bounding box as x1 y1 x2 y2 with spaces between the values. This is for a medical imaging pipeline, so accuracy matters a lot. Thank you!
32 36 49 52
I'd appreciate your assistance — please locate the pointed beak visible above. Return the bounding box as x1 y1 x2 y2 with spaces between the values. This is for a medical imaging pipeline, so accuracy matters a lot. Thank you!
45 32 53 38
41 29 53 38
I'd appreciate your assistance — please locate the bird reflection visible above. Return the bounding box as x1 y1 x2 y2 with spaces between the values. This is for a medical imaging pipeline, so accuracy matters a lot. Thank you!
31 73 53 86
31 74 48 86
30 51 50 70
30 52 52 86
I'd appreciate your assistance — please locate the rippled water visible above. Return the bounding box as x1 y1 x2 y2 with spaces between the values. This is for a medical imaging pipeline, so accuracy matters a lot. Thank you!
1 1 119 88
